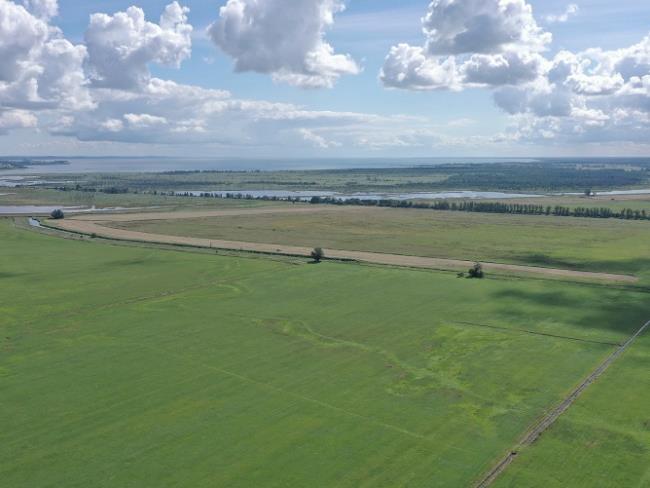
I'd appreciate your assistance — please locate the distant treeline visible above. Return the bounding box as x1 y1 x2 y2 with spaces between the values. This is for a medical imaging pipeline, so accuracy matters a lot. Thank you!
49 161 650 193
308 196 649 220
53 185 650 221
435 164 648 191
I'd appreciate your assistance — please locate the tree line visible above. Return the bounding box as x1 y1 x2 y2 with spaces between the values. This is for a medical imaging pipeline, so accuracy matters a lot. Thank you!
308 196 650 221
52 185 650 221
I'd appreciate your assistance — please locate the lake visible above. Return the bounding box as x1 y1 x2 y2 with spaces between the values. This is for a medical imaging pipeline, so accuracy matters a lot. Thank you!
1 157 541 174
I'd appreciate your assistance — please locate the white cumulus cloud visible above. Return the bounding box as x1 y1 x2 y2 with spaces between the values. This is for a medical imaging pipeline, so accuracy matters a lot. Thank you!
381 44 460 91
493 36 650 144
0 0 92 116
422 0 551 55
208 0 359 88
381 0 650 147
381 0 551 91
21 0 57 20
84 2 192 90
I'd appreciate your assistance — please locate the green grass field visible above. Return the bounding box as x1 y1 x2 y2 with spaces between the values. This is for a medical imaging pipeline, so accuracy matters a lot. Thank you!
495 332 650 488
0 188 276 211
1 218 649 486
106 206 650 279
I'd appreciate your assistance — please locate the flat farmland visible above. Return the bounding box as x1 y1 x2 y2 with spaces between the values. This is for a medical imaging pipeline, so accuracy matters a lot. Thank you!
2 219 648 486
104 206 650 278
0 187 279 211
495 332 650 488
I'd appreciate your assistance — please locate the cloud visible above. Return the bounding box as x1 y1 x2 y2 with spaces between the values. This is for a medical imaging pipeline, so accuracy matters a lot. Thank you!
0 109 38 134
22 0 58 20
1 0 437 150
493 37 650 144
545 4 579 24
84 2 192 90
381 0 551 91
99 118 123 132
381 0 650 147
0 0 646 152
422 0 551 55
0 0 49 83
462 51 547 86
208 0 359 88
298 128 341 148
124 113 168 128
381 44 460 91
0 0 92 114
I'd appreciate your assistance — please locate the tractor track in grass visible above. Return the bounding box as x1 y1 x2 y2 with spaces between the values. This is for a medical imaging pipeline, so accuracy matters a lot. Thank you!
474 318 650 488
452 321 621 347
40 207 639 284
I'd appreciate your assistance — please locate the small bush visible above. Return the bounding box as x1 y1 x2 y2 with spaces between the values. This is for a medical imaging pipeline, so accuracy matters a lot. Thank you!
468 262 484 279
50 209 65 220
311 247 324 263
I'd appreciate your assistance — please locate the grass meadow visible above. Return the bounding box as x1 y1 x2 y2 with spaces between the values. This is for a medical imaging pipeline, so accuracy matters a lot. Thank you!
106 206 650 279
0 188 276 212
1 218 649 486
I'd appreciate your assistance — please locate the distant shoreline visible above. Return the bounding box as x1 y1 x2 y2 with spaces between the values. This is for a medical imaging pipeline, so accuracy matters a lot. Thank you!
0 159 69 171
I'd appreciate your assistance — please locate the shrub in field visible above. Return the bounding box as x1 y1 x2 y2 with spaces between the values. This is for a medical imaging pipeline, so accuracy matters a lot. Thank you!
468 262 484 279
50 209 65 220
311 247 324 263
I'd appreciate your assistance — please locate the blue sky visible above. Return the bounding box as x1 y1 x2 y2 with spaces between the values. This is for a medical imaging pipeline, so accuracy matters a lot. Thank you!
1 0 649 157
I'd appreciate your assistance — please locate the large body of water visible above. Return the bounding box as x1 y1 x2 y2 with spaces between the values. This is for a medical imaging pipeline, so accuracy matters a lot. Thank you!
1 157 541 174
4 156 650 175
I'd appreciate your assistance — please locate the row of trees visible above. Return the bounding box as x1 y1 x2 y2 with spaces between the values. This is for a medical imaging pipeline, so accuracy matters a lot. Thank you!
51 185 650 221
308 196 650 221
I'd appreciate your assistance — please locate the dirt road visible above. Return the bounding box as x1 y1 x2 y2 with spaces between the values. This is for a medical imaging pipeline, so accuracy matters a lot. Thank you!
46 208 638 283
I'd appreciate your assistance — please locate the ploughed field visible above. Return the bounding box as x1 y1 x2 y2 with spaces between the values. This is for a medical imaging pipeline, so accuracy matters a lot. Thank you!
1 219 649 487
104 206 650 279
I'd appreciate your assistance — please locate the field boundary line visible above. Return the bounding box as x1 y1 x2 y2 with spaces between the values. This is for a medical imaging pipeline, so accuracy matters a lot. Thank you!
451 321 621 347
474 318 650 488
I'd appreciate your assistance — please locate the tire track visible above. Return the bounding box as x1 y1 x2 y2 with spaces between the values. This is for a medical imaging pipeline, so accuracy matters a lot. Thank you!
452 321 621 347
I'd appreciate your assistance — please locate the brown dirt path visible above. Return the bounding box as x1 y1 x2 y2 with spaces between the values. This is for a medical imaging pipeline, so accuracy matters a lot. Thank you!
46 208 639 283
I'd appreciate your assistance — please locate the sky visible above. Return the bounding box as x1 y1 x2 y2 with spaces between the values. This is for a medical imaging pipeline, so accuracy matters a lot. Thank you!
0 0 649 158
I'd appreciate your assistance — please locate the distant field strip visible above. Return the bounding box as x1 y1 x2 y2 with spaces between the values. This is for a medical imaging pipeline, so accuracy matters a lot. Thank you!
49 208 639 283
475 318 650 487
